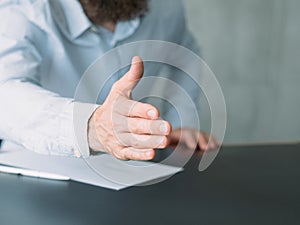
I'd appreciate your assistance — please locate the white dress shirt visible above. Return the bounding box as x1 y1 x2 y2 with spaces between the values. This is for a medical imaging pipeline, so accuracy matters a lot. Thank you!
0 0 200 157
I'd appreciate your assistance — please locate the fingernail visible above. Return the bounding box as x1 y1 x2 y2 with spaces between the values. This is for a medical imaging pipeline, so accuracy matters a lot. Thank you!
147 109 156 119
159 123 168 133
132 56 140 63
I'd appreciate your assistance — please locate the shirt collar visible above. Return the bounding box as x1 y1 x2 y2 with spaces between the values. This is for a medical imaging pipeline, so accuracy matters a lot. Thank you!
50 0 92 40
95 18 140 47
50 0 141 45
112 18 140 46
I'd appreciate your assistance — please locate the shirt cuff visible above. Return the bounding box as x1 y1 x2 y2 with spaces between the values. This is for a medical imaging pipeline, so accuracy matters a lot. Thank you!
71 102 99 158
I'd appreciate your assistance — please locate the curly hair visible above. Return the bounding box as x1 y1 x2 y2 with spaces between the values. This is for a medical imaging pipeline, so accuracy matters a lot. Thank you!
79 0 148 24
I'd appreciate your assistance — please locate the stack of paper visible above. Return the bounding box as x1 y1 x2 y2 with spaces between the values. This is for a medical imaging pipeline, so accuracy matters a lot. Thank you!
0 143 182 190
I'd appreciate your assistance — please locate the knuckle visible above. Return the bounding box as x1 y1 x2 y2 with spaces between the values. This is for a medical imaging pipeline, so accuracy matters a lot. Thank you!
132 119 148 134
128 101 139 115
130 138 139 148
113 150 127 161
131 102 146 117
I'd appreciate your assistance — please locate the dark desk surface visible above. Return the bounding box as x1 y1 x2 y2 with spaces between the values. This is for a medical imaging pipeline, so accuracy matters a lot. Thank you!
0 144 299 225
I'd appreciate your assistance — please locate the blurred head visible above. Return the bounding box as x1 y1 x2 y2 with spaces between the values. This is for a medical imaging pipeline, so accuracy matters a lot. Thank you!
79 0 148 24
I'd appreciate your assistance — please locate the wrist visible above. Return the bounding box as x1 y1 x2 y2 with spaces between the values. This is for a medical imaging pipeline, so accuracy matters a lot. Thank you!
87 107 106 152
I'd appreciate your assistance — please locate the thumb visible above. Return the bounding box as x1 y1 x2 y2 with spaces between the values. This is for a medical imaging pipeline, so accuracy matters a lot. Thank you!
113 56 144 96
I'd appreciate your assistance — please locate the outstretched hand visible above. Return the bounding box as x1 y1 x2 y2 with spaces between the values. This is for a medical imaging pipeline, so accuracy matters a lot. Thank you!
88 56 171 160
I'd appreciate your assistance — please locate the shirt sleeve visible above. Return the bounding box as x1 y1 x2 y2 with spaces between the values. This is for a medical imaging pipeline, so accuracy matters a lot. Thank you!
0 6 95 158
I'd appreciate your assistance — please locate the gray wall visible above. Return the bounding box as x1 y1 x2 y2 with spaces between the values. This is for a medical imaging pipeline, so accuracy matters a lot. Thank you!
184 0 300 144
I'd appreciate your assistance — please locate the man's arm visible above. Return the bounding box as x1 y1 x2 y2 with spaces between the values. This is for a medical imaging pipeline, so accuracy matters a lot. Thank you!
0 22 170 160
0 13 94 157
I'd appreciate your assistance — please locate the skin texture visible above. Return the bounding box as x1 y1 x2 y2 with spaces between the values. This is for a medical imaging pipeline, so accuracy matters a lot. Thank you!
88 56 220 161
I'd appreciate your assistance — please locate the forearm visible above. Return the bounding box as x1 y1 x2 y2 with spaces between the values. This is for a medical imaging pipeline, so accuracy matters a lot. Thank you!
0 79 96 157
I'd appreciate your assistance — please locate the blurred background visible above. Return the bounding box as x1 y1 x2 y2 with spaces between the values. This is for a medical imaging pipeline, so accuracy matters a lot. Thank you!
184 0 300 144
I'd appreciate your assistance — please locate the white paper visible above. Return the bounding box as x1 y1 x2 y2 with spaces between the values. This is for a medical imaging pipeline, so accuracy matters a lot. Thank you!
0 144 182 190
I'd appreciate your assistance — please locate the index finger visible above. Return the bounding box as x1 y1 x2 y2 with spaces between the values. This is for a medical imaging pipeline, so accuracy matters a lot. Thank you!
115 99 160 119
